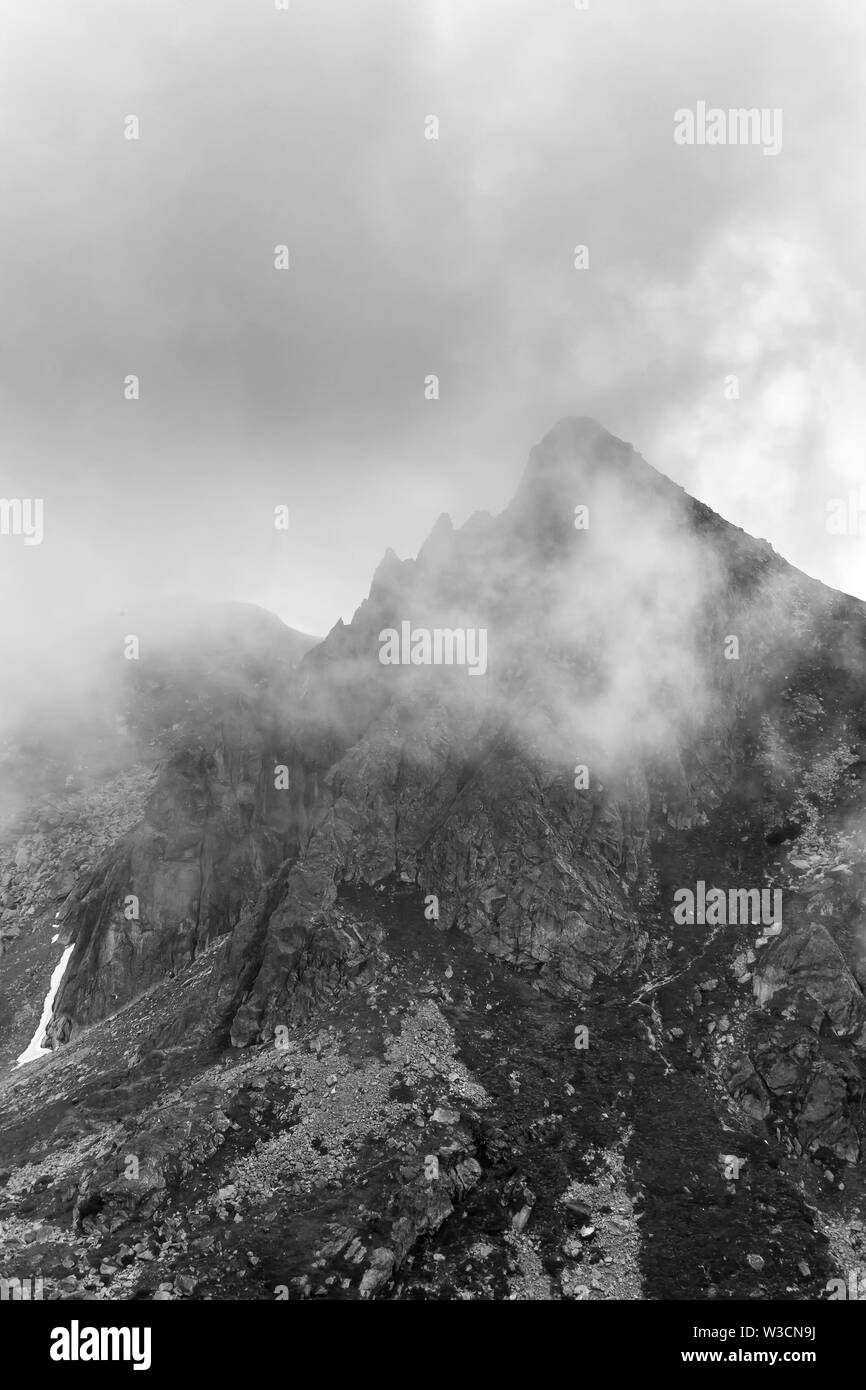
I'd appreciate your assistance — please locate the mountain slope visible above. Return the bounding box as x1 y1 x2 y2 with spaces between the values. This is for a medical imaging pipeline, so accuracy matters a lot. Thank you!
3 420 866 1301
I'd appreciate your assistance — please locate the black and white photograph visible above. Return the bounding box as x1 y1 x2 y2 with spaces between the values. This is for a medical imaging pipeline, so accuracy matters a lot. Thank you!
0 0 863 1361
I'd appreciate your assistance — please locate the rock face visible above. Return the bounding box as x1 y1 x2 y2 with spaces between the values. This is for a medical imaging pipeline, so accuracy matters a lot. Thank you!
47 718 299 1044
4 419 866 1300
35 424 866 1089
753 923 866 1039
0 601 318 1063
212 418 866 1067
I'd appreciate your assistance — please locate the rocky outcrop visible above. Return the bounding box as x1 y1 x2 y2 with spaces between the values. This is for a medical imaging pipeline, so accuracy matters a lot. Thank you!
46 716 302 1045
753 923 866 1040
726 922 866 1162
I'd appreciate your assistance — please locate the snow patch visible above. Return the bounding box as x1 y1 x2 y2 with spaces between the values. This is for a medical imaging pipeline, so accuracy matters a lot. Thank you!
16 944 73 1067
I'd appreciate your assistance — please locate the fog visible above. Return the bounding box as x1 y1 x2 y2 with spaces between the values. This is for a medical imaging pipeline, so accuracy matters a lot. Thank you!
0 0 862 735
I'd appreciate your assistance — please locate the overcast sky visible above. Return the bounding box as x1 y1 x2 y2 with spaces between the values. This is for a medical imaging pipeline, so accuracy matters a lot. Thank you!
0 0 863 648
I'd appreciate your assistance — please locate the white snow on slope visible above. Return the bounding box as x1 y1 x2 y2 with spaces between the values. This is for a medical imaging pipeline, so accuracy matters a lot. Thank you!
16 944 73 1067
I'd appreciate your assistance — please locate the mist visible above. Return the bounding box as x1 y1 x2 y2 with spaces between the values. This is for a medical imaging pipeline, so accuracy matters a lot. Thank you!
0 0 863 730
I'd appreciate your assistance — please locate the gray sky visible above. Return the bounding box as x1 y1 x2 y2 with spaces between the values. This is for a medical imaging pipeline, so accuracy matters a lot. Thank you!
0 0 863 648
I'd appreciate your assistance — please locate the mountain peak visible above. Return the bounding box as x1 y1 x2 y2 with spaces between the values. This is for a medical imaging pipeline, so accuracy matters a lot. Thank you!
530 416 640 474
505 415 663 545
417 512 454 566
545 414 614 444
372 546 403 580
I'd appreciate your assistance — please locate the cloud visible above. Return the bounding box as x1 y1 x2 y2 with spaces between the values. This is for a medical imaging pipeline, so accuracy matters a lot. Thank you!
0 0 861 668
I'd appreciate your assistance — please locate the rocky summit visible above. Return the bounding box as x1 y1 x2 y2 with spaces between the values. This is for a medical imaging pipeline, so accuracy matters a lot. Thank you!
3 419 866 1302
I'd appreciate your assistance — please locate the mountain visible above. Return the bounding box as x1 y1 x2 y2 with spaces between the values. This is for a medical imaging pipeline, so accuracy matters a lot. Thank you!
3 420 866 1301
0 601 318 1060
